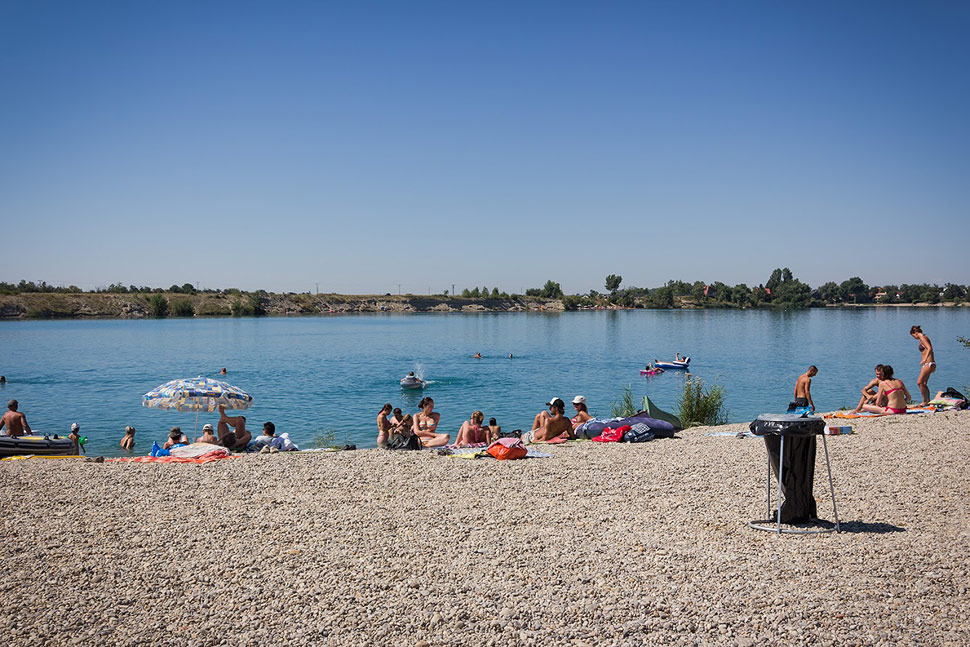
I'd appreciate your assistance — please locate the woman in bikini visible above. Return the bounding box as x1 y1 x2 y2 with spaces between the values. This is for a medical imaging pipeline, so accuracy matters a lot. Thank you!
376 403 394 447
412 397 450 447
571 395 593 431
455 410 487 446
910 325 936 406
861 365 911 415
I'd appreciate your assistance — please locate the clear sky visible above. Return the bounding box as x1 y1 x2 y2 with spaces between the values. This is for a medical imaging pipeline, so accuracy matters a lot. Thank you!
1 1 968 294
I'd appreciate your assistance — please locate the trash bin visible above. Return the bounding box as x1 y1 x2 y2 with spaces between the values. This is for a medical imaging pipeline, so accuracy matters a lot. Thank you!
749 414 840 534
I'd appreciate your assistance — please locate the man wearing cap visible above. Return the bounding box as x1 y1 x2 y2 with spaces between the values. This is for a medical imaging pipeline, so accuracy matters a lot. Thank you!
531 397 575 441
198 423 219 445
0 400 31 437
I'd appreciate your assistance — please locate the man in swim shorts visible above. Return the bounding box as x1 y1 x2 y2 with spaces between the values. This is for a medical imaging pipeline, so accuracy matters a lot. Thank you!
532 397 575 441
217 404 251 450
792 366 818 413
852 364 886 413
0 399 31 437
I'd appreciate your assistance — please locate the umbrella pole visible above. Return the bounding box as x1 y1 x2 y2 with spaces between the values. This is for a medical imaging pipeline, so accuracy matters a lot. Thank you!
193 410 199 443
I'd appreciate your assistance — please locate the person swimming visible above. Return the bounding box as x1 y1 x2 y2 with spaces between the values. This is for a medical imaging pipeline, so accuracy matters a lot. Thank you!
472 352 482 358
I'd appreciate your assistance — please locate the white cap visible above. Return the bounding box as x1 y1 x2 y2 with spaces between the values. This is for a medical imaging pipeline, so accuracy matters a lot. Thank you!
70 422 79 431
572 395 586 405
202 424 214 432
545 397 564 407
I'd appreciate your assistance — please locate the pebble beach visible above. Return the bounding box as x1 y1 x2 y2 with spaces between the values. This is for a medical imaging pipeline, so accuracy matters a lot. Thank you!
2 411 968 647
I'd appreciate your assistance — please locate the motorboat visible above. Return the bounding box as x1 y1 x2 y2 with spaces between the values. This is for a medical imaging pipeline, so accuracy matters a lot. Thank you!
654 357 690 370
0 434 77 458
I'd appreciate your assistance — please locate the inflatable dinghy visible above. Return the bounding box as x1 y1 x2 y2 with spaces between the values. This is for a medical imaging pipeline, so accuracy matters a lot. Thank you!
400 376 427 390
655 357 690 370
0 434 77 457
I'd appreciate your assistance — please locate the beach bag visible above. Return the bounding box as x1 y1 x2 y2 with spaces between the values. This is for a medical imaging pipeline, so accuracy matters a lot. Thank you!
387 432 421 450
622 423 655 443
498 428 522 439
941 387 969 409
592 425 629 443
487 437 528 460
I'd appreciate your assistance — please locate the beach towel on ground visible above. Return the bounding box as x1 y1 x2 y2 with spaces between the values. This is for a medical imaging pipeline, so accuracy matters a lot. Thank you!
171 443 228 459
110 450 233 464
824 406 936 419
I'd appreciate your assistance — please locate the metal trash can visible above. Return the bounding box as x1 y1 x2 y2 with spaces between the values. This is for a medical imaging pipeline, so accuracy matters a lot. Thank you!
749 414 840 534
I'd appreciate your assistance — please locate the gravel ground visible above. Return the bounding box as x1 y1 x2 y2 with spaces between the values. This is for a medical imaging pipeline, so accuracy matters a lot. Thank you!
2 411 968 647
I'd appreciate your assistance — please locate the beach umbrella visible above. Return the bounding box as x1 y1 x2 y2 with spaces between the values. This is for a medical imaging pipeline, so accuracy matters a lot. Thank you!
142 376 253 441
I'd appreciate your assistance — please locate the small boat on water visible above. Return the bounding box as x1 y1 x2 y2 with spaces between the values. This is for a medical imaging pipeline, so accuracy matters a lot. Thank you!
0 434 76 458
400 375 427 389
654 357 690 370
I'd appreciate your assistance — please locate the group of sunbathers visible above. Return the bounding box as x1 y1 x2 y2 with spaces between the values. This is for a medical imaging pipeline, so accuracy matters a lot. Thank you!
847 326 937 414
376 394 597 447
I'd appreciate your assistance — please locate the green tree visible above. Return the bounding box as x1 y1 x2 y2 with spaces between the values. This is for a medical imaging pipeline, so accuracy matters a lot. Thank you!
651 286 674 308
839 277 869 303
470 287 480 297
148 294 169 318
538 280 563 299
491 287 500 298
605 274 622 295
817 282 840 303
731 284 751 307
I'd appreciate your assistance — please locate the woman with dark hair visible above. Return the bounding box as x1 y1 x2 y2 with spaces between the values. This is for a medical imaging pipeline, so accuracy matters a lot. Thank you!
910 325 936 406
413 397 450 447
861 365 911 415
852 365 886 413
377 403 393 447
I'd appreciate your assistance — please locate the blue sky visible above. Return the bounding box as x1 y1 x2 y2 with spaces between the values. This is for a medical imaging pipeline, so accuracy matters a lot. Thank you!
1 1 968 294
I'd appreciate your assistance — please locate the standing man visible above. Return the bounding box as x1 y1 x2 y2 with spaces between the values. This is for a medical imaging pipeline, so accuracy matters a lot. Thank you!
792 366 818 413
0 399 31 437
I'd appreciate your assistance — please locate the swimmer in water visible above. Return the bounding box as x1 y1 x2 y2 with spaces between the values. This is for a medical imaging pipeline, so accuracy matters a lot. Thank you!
472 352 482 358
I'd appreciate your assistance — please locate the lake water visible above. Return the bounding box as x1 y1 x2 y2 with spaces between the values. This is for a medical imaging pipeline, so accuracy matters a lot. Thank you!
1 308 967 456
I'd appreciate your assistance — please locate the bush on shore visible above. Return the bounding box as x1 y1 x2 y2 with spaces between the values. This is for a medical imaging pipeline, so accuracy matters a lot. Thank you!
678 376 727 427
148 294 169 318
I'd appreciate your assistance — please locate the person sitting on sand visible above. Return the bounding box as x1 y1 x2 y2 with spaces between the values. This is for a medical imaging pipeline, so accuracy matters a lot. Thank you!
120 426 136 451
163 426 188 450
455 410 487 446
486 417 501 443
792 366 818 413
217 404 251 450
853 364 887 413
571 396 593 430
69 422 85 455
377 403 394 447
860 365 911 415
532 397 575 441
198 423 219 445
910 325 936 406
0 399 31 438
253 421 285 451
413 397 450 447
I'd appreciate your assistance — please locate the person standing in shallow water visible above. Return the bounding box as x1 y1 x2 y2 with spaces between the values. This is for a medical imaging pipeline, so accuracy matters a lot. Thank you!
0 399 31 437
910 325 935 406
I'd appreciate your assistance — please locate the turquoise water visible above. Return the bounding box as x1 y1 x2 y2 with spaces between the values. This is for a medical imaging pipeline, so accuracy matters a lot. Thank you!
1 308 967 456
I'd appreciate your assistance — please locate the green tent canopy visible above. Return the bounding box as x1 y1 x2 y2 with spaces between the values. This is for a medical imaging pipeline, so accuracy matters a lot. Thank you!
642 395 683 430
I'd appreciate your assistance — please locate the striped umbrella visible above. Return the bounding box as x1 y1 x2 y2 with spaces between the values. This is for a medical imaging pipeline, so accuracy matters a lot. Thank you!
143 377 253 440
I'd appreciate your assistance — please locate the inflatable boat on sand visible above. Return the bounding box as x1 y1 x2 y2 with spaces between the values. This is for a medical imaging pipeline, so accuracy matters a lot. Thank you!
0 434 77 458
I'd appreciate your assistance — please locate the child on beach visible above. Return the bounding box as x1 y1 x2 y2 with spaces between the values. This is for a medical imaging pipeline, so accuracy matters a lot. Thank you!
455 411 487 446
377 404 393 447
486 417 500 443
120 426 135 451
69 422 85 455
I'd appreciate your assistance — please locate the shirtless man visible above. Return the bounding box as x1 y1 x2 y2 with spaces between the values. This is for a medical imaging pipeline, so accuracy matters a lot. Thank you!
532 397 574 441
852 364 886 413
198 423 219 445
792 366 818 413
217 404 251 450
0 400 31 437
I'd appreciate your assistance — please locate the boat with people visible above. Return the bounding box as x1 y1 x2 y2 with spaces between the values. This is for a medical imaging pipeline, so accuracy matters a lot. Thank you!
0 434 77 458
654 356 690 370
400 372 427 389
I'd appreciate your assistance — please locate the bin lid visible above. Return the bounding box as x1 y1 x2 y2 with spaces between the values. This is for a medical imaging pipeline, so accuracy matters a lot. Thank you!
749 413 825 436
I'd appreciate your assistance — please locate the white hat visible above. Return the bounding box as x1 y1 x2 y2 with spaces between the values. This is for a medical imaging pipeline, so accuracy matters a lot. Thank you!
70 422 79 431
202 424 214 432
545 397 564 408
572 395 586 405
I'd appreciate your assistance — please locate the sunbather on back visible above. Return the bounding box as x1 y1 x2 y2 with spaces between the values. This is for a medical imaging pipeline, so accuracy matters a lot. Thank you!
218 404 251 450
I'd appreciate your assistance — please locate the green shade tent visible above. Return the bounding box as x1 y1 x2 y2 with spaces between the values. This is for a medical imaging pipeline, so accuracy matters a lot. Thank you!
642 395 683 430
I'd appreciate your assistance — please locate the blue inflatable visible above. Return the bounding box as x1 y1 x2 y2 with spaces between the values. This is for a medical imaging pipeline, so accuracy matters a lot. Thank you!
576 412 676 439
